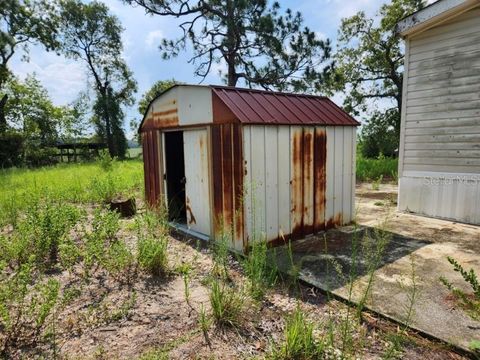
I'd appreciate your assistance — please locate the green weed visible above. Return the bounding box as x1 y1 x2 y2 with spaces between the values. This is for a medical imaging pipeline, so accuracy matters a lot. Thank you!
356 154 397 183
440 256 480 320
270 306 324 360
209 279 244 327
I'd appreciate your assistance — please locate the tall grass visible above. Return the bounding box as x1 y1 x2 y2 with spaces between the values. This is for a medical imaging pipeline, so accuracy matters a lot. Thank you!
356 154 398 182
0 160 143 227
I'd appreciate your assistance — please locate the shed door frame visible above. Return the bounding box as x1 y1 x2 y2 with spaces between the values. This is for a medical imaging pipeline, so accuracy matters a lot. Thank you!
161 126 213 237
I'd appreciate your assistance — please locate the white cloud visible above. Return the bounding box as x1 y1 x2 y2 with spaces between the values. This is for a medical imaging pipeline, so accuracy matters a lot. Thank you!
145 30 164 49
11 51 87 105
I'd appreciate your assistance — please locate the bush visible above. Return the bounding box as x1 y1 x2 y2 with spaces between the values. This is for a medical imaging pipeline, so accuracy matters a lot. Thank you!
0 131 23 168
356 153 398 182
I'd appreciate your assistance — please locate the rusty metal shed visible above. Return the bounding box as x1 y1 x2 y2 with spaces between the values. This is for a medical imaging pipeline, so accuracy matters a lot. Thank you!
140 84 359 251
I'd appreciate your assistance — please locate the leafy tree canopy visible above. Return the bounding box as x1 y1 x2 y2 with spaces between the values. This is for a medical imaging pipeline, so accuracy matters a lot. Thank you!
58 0 137 158
138 79 179 115
0 0 60 132
329 0 424 158
124 0 332 90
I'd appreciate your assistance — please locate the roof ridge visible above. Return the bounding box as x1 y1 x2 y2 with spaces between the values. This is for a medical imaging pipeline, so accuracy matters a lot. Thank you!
209 84 329 99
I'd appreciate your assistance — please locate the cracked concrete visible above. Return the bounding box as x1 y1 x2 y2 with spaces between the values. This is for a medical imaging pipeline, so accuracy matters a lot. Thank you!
272 183 480 353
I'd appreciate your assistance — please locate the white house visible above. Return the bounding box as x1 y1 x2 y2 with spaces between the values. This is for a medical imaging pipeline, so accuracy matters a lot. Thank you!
397 0 480 225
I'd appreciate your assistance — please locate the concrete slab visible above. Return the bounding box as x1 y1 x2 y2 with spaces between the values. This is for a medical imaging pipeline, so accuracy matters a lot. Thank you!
272 183 480 353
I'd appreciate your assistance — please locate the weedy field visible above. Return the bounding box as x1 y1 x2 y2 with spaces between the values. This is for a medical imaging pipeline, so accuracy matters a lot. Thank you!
0 159 466 359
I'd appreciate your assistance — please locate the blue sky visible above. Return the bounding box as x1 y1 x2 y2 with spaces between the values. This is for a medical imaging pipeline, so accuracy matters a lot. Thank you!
10 0 387 138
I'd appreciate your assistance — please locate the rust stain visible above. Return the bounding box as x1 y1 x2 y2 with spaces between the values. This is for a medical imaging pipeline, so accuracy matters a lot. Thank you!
232 124 244 248
211 125 224 237
303 129 314 234
325 212 344 230
152 108 177 117
314 128 326 232
221 124 233 231
291 128 304 238
186 197 197 225
153 116 179 127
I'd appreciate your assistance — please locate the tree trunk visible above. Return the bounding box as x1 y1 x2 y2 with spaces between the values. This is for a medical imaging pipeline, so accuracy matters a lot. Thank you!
0 94 8 134
103 88 115 157
225 0 237 87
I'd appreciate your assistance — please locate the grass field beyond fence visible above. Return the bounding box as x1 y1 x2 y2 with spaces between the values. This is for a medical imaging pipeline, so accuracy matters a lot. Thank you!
0 160 143 227
356 155 398 183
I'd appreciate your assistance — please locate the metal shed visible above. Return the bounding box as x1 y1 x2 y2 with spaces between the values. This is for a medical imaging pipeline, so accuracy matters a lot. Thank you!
140 85 359 251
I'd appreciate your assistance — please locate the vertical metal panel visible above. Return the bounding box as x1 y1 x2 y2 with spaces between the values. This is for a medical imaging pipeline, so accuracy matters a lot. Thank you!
243 125 253 245
342 127 353 224
250 126 266 238
211 125 224 234
290 126 304 238
333 127 344 226
399 173 480 225
351 128 356 219
183 129 211 235
211 123 245 250
325 126 335 227
221 124 234 231
265 126 279 241
232 124 244 250
277 126 291 239
313 127 326 232
142 132 151 205
302 127 315 234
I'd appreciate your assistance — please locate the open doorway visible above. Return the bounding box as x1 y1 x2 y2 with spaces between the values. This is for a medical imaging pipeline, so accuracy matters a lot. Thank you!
164 131 186 223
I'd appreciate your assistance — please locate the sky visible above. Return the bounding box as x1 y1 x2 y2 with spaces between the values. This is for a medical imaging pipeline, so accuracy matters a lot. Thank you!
10 0 388 138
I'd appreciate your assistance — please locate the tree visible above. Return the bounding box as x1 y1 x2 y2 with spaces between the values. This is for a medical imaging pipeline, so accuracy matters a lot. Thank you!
124 0 332 90
0 0 59 133
2 74 70 166
330 0 424 156
138 79 179 116
58 0 137 158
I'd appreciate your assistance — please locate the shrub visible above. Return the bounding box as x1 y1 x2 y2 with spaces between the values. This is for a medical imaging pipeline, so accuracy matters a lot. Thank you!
97 150 116 172
356 153 398 182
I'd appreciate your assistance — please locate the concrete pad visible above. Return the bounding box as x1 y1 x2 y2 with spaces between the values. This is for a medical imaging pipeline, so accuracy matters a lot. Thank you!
272 183 480 353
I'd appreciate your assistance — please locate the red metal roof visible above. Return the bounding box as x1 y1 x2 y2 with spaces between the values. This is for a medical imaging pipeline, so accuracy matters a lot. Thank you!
211 86 359 126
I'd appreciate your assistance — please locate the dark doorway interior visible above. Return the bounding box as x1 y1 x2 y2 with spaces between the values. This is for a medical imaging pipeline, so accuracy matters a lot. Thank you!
164 131 186 223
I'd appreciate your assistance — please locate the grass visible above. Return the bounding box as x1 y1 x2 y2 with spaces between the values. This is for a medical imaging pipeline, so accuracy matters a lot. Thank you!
356 154 398 183
0 160 143 227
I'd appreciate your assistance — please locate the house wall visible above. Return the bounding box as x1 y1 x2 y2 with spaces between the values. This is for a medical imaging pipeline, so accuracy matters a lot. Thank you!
242 125 356 248
398 7 480 224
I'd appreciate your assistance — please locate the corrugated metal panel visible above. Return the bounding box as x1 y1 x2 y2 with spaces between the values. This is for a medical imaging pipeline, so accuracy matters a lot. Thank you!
242 124 351 247
141 129 161 207
211 86 359 126
211 123 244 251
183 129 211 235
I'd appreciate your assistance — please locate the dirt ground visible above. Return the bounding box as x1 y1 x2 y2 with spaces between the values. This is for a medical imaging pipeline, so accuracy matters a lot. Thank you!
6 192 473 359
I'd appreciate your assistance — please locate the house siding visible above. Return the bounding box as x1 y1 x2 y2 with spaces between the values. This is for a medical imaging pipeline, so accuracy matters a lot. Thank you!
398 6 480 224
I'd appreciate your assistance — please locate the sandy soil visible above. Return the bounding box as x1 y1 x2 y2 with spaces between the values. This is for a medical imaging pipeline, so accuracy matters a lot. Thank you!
6 199 469 359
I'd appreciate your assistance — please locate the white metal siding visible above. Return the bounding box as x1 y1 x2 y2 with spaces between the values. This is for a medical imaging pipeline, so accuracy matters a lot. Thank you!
183 129 211 235
243 125 356 243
